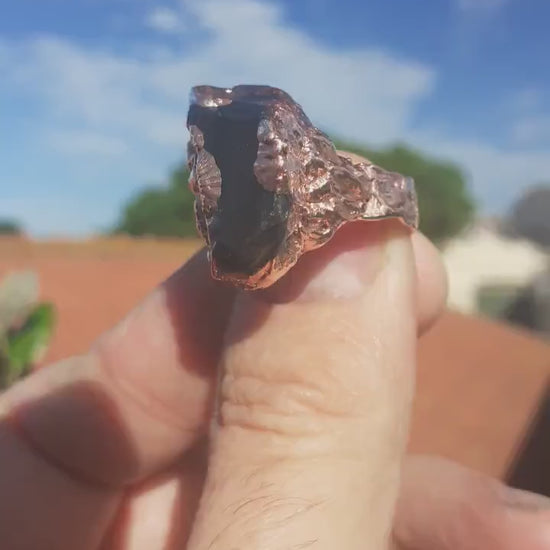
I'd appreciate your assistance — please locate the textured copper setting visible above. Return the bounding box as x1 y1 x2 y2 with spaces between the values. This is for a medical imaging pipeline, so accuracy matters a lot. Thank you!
186 84 419 290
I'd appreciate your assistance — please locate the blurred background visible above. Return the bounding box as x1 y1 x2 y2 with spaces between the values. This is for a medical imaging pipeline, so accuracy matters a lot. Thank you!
0 0 549 494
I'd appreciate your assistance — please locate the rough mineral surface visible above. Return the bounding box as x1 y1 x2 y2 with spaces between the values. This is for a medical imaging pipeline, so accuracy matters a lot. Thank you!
186 84 418 289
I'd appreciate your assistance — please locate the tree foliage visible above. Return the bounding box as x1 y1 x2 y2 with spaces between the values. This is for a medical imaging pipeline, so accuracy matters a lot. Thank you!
0 219 22 236
333 140 475 244
113 142 476 244
113 165 197 238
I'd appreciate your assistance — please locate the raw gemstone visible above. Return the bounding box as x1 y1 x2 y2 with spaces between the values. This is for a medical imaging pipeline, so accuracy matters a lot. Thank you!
187 88 290 276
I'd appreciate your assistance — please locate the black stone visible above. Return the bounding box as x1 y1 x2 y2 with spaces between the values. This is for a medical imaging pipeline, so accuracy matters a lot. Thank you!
188 96 290 276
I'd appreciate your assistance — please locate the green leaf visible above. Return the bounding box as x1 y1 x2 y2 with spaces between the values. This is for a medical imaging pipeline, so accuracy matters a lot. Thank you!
2 303 56 388
112 166 198 238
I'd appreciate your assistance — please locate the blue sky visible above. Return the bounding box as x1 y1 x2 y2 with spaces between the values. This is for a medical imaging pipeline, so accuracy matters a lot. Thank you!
1 0 549 237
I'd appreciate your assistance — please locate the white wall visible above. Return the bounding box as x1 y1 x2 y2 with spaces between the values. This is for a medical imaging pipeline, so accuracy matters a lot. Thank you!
442 226 548 313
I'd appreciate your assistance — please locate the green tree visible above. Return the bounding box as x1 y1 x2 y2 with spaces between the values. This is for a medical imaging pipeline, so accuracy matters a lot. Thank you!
115 142 474 244
113 164 198 238
334 140 475 244
0 219 22 236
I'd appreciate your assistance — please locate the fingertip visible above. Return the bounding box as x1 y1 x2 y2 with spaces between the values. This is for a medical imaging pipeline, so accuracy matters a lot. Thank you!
336 149 447 333
411 231 448 334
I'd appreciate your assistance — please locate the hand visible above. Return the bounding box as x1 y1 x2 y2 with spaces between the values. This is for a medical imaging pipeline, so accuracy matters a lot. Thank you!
0 213 548 549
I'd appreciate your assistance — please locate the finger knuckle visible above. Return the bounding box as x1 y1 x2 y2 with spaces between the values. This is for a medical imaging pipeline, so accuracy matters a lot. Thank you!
217 337 371 440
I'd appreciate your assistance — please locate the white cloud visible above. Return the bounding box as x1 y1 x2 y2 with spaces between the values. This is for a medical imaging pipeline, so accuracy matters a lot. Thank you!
1 0 435 148
46 130 129 156
180 0 434 143
145 6 185 34
4 35 186 146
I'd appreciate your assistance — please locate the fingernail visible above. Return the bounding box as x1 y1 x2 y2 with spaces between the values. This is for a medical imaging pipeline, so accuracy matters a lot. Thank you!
269 220 397 303
501 486 550 512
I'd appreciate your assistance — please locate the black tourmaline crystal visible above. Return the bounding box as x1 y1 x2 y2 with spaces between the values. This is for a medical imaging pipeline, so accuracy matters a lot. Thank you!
187 87 290 277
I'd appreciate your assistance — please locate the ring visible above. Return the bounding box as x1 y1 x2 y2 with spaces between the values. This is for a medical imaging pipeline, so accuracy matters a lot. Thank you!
186 84 418 290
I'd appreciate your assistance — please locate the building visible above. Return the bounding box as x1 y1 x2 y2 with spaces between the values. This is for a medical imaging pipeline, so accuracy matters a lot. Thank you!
442 221 549 318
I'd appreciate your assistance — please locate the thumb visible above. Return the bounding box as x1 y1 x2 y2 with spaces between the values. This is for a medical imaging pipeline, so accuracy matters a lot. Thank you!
187 219 417 550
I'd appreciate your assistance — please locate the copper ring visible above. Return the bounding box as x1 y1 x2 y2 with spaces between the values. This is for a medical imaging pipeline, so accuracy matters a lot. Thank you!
186 84 418 290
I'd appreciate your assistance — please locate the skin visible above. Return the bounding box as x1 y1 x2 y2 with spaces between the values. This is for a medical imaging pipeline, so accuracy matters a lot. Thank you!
0 155 549 549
